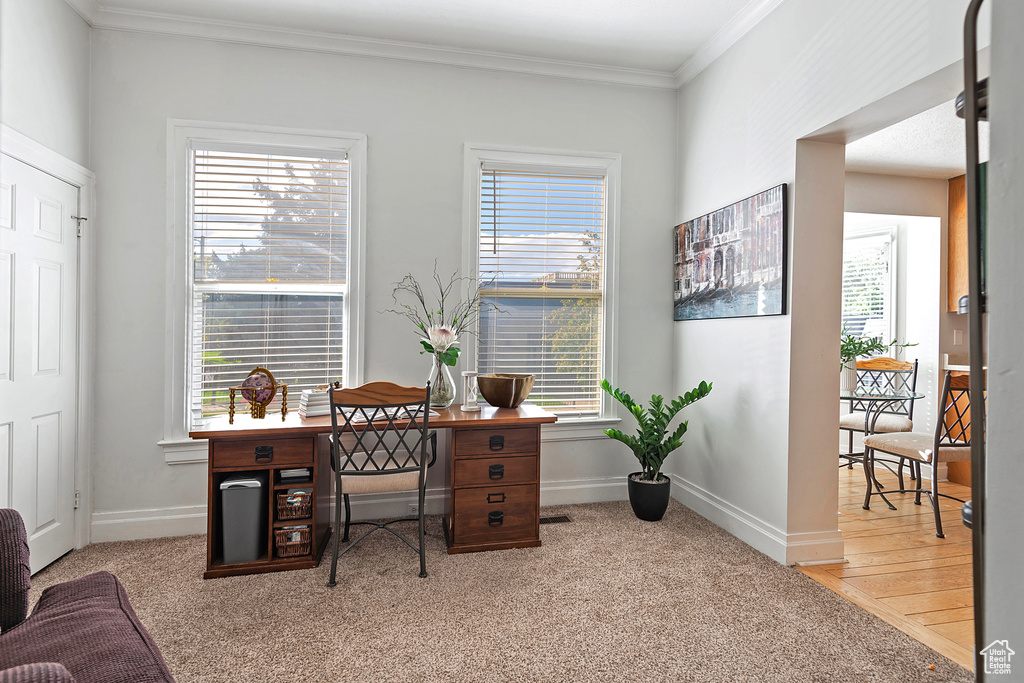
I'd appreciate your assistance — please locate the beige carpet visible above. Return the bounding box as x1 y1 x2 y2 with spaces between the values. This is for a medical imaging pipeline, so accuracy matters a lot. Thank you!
32 501 970 683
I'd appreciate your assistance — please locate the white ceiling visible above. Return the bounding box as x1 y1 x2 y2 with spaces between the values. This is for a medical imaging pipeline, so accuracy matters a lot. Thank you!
845 99 991 180
68 0 782 81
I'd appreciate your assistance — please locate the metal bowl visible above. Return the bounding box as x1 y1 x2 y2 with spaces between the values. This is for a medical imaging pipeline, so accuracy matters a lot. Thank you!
477 374 535 409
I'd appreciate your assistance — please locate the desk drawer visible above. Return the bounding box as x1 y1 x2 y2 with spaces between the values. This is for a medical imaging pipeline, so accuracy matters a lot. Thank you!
212 438 313 469
453 455 537 488
453 427 537 457
453 484 537 545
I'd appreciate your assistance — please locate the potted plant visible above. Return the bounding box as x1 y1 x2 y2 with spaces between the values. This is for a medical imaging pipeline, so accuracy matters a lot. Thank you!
601 378 712 521
839 327 916 392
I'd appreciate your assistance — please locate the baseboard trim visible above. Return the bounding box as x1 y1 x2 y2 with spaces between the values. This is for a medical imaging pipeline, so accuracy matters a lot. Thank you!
88 476 628 542
668 473 788 564
667 474 844 566
91 505 207 542
541 476 627 505
784 529 845 565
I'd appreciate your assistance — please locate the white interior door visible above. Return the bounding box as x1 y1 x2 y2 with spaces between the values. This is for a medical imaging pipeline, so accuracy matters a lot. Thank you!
0 153 79 573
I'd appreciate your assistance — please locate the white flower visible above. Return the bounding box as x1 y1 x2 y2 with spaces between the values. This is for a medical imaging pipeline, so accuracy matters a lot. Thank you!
424 326 458 352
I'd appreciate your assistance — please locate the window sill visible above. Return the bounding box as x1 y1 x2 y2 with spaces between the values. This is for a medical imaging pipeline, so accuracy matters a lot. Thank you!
541 417 621 442
158 438 209 465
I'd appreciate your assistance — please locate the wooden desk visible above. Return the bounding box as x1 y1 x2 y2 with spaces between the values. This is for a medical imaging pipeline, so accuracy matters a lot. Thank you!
190 403 556 578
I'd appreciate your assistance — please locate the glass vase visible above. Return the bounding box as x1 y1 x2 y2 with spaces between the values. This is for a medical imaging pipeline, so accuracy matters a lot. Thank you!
427 352 456 409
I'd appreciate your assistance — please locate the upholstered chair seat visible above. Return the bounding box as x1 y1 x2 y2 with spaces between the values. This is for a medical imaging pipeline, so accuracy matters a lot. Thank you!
839 411 913 433
864 432 971 464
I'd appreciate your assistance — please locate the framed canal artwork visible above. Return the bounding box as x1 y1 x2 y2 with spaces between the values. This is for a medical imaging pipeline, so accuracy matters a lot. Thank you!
673 183 787 321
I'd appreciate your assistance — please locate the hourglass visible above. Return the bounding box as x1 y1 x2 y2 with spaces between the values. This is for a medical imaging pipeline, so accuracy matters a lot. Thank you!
461 371 481 412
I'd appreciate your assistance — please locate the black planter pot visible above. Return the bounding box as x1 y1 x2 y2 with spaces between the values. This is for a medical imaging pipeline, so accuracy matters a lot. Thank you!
627 472 671 521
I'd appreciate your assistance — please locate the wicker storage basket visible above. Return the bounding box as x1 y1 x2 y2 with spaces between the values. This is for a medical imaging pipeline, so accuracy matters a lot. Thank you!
274 526 312 558
276 491 312 520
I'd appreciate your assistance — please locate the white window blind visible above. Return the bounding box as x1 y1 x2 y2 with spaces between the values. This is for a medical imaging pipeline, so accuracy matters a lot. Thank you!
477 168 606 417
190 149 348 419
841 232 894 341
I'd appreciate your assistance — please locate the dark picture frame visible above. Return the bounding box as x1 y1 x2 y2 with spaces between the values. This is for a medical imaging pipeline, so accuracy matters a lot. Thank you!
673 183 788 321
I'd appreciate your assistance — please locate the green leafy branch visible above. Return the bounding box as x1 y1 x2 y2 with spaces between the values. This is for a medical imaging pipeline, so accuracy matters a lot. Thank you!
601 379 713 482
840 325 917 368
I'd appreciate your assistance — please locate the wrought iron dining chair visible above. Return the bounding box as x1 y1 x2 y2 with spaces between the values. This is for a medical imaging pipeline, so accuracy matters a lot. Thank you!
863 370 972 538
840 357 919 488
326 382 437 586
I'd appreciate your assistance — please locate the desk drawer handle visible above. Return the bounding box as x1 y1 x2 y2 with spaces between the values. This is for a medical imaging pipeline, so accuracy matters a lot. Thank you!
254 446 274 463
488 464 504 480
488 511 504 526
487 492 505 504
489 435 505 451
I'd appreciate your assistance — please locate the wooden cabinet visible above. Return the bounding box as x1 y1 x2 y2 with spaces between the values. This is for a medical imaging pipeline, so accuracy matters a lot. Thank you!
203 434 331 579
191 403 555 576
947 174 968 312
443 425 542 553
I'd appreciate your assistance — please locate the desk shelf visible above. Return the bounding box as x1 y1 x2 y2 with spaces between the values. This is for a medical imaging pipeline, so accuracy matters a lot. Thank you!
201 432 331 579
191 404 556 576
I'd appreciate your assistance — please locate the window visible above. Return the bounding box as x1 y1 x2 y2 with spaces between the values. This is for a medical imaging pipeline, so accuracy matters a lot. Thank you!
841 230 895 341
189 149 349 421
166 122 365 451
468 148 619 420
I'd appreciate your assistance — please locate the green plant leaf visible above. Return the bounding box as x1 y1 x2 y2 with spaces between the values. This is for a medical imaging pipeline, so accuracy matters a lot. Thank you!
601 379 712 477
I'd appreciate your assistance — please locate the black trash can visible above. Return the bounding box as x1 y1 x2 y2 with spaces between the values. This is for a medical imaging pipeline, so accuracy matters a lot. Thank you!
220 473 267 564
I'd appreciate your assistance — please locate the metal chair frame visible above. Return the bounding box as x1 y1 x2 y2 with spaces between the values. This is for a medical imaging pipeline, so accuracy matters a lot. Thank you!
326 382 437 586
863 370 971 538
840 358 919 489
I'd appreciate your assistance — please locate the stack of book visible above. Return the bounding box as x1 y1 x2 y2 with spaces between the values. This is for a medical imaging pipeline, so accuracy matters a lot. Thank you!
297 388 331 417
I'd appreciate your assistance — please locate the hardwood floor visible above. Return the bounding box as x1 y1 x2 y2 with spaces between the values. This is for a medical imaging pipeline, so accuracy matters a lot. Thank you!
800 464 975 671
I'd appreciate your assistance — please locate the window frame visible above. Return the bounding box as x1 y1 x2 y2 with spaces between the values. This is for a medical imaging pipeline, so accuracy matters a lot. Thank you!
462 144 621 433
841 225 898 348
162 121 366 463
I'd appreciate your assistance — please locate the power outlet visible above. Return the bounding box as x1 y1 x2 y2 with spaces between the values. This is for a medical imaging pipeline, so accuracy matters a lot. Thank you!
409 503 419 515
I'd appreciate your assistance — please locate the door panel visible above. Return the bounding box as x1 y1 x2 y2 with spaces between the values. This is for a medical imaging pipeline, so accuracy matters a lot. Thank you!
0 251 12 381
0 153 78 572
33 260 62 376
0 422 10 508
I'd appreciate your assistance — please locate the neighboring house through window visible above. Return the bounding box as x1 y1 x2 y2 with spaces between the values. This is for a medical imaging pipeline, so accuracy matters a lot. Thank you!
841 227 896 342
164 122 365 456
466 146 620 421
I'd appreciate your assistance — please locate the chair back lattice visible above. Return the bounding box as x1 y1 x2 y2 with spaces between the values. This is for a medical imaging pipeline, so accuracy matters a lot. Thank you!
851 357 919 418
937 371 972 447
328 382 431 476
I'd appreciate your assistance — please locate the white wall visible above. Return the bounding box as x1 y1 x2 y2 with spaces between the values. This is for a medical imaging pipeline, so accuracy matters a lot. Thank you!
87 29 676 536
0 0 91 167
671 0 988 564
845 171 968 368
844 172 952 436
984 0 1024 659
842 211 942 442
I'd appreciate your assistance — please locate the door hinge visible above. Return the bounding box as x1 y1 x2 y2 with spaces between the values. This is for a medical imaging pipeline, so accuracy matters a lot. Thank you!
74 490 81 509
72 215 87 237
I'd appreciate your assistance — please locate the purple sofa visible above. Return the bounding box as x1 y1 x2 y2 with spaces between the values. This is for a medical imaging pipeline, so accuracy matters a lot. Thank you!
0 510 175 683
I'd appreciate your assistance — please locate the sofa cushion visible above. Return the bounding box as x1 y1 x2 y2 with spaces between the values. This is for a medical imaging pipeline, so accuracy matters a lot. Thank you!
0 662 75 683
0 572 174 683
0 511 31 632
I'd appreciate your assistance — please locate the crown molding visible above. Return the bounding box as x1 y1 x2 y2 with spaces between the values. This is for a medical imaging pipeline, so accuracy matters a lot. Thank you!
83 6 677 90
63 0 100 23
674 0 786 88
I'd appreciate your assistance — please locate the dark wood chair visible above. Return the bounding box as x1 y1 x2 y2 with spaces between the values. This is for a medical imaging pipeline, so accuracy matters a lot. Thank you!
863 370 972 538
326 382 436 585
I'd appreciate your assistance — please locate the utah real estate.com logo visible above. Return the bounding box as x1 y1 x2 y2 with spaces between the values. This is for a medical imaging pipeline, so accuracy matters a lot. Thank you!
980 640 1015 676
